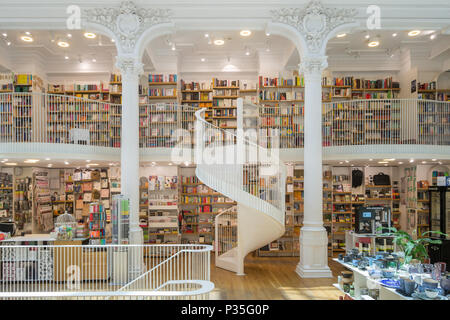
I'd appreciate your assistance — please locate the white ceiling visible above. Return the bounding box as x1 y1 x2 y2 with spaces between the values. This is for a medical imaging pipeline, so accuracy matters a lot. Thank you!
0 26 449 76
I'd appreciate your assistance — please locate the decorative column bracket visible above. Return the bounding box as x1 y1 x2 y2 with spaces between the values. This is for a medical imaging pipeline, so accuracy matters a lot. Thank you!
271 1 357 56
84 1 172 56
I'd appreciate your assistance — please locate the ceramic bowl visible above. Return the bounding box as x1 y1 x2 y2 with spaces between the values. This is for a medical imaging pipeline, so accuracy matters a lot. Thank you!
382 269 395 278
440 277 450 292
425 288 439 299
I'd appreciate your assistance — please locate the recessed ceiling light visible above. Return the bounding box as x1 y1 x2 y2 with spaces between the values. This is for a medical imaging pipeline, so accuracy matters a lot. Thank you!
64 161 69 165
92 58 96 62
430 34 436 40
201 58 205 62
2 33 7 37
204 33 209 38
337 33 347 38
86 160 91 162
368 40 379 47
111 39 115 43
392 33 397 37
408 30 421 37
398 162 403 165
266 32 270 36
369 159 373 161
84 32 96 39
24 159 39 163
365 34 370 39
214 39 225 46
45 158 51 161
25 32 30 35
171 43 176 51
6 42 11 46
409 159 414 163
5 163 17 166
21 36 33 42
168 162 173 166
240 30 251 37
422 161 427 164
184 161 190 166
67 33 72 38
64 56 69 60
57 41 69 48
345 160 349 163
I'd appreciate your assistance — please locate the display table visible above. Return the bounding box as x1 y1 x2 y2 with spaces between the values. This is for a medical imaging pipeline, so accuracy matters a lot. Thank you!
1 236 107 282
333 258 412 300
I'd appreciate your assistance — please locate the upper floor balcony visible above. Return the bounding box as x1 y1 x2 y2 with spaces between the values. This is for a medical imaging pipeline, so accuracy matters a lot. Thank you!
0 92 449 162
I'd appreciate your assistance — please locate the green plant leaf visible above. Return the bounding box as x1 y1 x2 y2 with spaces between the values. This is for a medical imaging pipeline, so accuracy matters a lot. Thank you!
422 230 448 238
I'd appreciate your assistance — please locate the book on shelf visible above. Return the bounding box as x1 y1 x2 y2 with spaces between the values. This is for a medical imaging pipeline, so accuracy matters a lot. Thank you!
418 81 436 90
148 88 177 97
213 78 239 88
180 80 211 90
110 74 122 83
149 74 177 83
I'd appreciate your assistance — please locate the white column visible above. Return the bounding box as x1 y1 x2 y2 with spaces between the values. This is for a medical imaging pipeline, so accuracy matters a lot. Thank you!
296 55 332 278
116 56 144 246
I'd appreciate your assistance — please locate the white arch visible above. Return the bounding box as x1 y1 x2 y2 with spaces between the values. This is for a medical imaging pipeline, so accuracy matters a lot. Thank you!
135 22 176 61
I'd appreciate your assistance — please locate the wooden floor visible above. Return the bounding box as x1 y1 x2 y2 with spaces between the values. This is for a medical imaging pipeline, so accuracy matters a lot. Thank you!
209 255 346 300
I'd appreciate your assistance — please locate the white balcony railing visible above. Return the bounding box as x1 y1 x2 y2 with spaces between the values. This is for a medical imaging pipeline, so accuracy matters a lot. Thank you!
1 92 449 157
0 244 213 300
322 99 450 147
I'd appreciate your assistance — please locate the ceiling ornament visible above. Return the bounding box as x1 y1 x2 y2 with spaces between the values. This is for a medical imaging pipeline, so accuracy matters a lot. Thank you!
271 1 357 55
84 1 172 54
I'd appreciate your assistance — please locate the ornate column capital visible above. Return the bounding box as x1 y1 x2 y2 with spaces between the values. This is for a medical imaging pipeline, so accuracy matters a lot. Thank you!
271 1 357 55
115 56 144 78
84 1 172 55
299 55 328 76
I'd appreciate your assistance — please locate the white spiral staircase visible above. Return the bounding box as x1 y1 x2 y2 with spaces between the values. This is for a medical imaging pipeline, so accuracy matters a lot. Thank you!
195 106 286 275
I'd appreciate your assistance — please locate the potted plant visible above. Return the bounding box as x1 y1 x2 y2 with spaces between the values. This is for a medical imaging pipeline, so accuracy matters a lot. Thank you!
378 227 447 264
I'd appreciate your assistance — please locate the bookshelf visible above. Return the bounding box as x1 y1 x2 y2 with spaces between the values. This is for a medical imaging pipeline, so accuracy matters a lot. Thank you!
180 79 213 125
258 166 301 257
13 175 32 231
179 167 236 245
139 103 178 148
212 78 239 134
88 202 107 245
33 169 53 233
148 74 178 101
417 99 450 145
145 174 179 244
0 172 13 223
323 99 401 146
14 74 34 142
416 180 430 237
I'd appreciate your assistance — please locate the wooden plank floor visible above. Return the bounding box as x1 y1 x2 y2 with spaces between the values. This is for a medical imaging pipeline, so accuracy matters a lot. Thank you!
209 255 346 300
